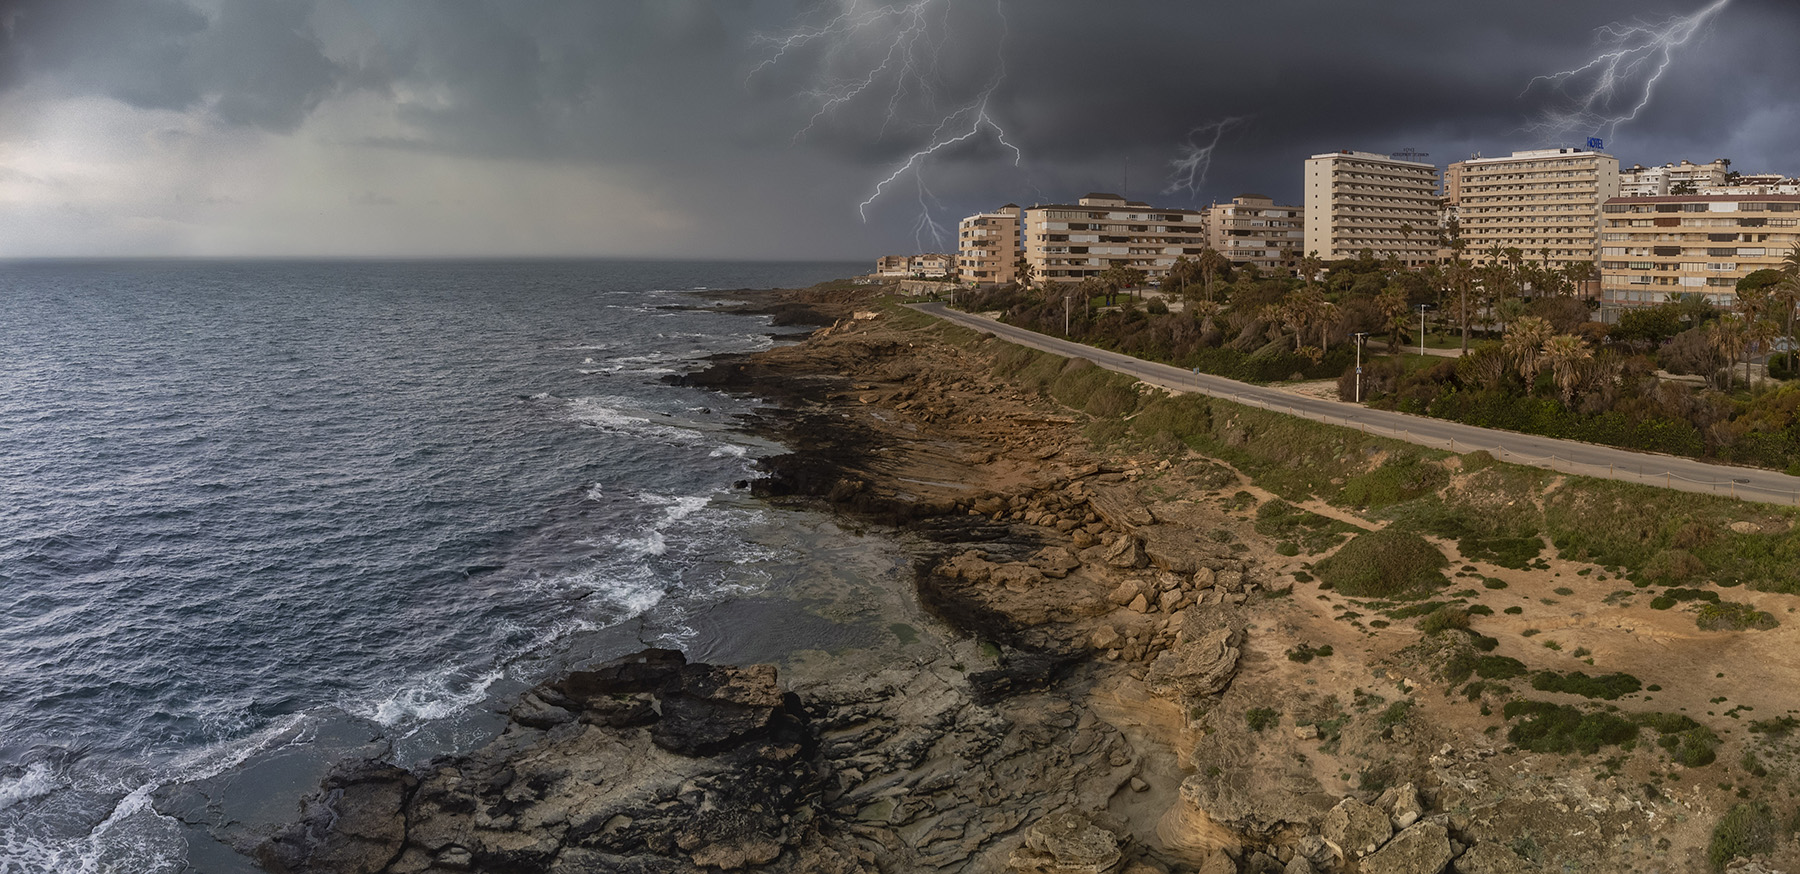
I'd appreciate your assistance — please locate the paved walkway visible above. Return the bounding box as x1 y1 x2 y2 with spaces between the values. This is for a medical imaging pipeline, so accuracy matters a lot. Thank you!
912 302 1800 507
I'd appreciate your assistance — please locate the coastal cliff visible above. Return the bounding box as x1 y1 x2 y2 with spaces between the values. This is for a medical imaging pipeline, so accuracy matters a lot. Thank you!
245 284 1791 873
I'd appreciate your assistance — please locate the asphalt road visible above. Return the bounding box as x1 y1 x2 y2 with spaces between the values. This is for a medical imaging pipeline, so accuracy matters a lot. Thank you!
911 302 1800 507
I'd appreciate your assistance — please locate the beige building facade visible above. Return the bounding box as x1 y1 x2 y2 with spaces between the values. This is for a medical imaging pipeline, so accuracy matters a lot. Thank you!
957 205 1023 286
1021 193 1207 283
1205 194 1304 274
1303 151 1440 266
1598 194 1800 317
1446 147 1620 267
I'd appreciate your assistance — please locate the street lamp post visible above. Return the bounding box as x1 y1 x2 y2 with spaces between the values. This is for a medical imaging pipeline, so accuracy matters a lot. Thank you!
1353 332 1368 403
1417 303 1432 357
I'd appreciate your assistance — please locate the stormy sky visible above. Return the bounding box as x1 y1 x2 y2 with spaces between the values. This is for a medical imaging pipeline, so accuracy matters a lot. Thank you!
1 0 1795 259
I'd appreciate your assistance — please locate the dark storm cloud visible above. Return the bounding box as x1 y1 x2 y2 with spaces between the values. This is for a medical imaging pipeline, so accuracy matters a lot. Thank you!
2 0 1796 256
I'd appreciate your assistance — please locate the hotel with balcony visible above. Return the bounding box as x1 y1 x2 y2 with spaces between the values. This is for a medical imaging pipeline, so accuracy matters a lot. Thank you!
1444 147 1620 267
1598 194 1800 317
1205 194 1304 274
957 205 1023 286
1303 151 1441 266
1021 193 1208 282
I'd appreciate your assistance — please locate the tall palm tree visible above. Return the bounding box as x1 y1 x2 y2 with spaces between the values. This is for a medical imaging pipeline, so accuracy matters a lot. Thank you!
1504 315 1556 384
1447 257 1475 353
1014 256 1036 289
1710 315 1749 390
1542 334 1592 405
1197 248 1231 302
1377 285 1410 351
1776 242 1800 357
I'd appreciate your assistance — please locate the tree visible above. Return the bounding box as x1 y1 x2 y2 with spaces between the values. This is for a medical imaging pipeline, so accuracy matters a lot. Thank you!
1014 256 1036 289
1564 261 1598 302
1377 284 1410 351
1542 334 1592 405
1197 248 1232 302
1166 256 1199 298
1710 315 1749 390
1504 315 1556 384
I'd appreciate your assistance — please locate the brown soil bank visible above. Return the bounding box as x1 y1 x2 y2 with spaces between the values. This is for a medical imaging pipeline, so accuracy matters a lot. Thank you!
241 285 1800 874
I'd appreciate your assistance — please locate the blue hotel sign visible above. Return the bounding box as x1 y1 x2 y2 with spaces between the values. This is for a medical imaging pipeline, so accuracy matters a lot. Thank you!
1587 137 1605 150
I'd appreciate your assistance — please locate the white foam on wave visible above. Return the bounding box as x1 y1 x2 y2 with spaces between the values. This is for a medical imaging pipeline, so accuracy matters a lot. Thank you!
565 397 705 446
709 444 749 459
360 666 506 729
0 763 59 812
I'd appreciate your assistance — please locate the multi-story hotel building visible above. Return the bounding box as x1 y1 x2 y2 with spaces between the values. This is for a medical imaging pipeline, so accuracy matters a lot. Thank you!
1205 194 1304 274
875 255 911 277
1620 159 1733 198
957 205 1023 286
1021 193 1208 282
1445 148 1620 267
1303 151 1441 266
1598 194 1800 317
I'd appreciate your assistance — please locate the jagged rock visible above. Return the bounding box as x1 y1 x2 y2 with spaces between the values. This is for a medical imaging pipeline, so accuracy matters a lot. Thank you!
1006 811 1122 874
1216 569 1244 593
1284 856 1317 874
1109 580 1143 607
1032 546 1083 578
255 761 415 874
652 662 785 755
1140 526 1222 574
993 562 1049 592
1322 798 1393 859
1293 835 1335 871
1104 535 1150 569
1454 841 1537 874
1145 611 1242 702
1199 850 1239 874
1128 594 1151 614
1158 589 1184 613
507 691 573 729
1086 485 1155 532
1245 852 1284 874
1091 625 1122 650
1192 567 1216 589
1361 822 1453 874
1377 783 1425 830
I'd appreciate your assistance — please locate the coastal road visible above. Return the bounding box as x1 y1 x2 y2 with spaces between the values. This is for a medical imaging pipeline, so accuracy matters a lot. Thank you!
910 302 1800 507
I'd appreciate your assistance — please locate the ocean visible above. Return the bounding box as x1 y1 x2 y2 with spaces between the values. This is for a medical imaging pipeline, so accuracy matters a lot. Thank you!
0 259 895 872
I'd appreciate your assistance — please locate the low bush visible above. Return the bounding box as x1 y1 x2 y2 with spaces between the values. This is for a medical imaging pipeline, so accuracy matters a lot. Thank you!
1418 607 1472 635
1708 803 1780 872
1529 671 1642 700
1245 707 1279 732
1503 700 1639 754
1314 529 1448 600
1696 601 1779 631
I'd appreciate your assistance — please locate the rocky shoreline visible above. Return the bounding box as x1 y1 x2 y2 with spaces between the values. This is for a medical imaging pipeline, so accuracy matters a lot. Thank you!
239 285 1757 873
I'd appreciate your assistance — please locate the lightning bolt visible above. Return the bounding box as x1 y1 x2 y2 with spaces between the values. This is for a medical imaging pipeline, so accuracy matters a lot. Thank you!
1164 117 1244 200
1522 0 1732 144
750 0 1021 245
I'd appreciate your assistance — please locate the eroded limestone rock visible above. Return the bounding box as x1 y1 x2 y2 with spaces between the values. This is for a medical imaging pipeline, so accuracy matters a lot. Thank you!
1006 811 1122 874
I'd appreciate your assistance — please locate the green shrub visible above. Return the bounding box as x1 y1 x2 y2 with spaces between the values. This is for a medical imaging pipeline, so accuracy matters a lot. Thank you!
1482 577 1509 590
1418 607 1472 635
1246 707 1280 732
1529 671 1642 700
1748 716 1799 736
1445 652 1527 685
1503 700 1639 754
1708 803 1779 872
1314 529 1448 600
1696 602 1779 631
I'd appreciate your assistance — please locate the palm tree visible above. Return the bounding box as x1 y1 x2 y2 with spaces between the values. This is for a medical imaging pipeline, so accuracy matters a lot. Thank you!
1166 256 1199 299
1014 256 1036 289
1776 242 1800 359
1710 315 1749 390
1495 297 1528 339
1197 248 1231 302
1447 257 1475 353
1504 315 1556 384
1377 285 1410 351
1542 334 1592 405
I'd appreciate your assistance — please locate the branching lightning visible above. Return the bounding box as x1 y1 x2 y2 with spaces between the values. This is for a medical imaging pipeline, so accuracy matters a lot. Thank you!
750 0 1020 250
1164 117 1244 200
1522 0 1733 143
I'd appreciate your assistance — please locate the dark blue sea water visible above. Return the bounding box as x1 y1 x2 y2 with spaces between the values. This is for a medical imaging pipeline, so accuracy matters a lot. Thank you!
0 259 871 871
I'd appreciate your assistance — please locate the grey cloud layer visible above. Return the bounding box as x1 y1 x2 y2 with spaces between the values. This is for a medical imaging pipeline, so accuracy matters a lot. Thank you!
1 0 1794 254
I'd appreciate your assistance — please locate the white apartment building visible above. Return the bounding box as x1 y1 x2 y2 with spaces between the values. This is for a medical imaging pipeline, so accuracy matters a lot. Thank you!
1021 193 1208 282
1445 148 1620 267
1599 194 1800 316
1205 194 1304 274
1303 151 1441 266
957 205 1023 286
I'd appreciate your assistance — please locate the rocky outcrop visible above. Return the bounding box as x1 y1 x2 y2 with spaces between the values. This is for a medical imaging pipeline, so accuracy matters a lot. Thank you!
1007 811 1124 874
1454 841 1537 873
1361 821 1454 874
1322 797 1394 859
1145 607 1244 703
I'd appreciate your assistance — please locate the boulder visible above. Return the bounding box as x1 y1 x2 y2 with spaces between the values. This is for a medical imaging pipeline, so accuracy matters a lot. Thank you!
1454 841 1537 874
1293 835 1335 871
1198 850 1238 874
1109 580 1144 607
993 562 1048 592
1377 783 1425 830
652 662 785 756
1321 798 1393 859
1104 535 1150 569
1090 625 1122 651
1128 594 1151 614
1032 546 1083 578
1141 527 1219 574
1192 567 1216 589
1361 822 1453 874
255 761 415 874
1284 857 1317 874
1006 811 1122 874
1145 611 1243 701
1086 485 1155 532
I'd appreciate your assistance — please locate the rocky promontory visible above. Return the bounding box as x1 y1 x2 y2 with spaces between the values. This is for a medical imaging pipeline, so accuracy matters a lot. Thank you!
242 285 1791 873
